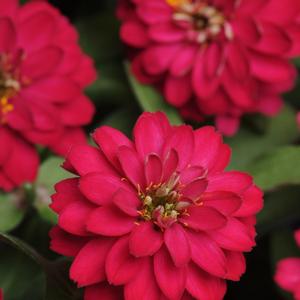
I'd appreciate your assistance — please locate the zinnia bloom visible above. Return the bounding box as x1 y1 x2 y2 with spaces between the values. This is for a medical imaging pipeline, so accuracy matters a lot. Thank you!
0 0 96 191
50 112 263 300
275 230 300 300
118 0 300 135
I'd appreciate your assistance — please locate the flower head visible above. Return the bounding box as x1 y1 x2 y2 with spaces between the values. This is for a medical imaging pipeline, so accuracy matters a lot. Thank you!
0 0 96 191
118 0 300 135
275 230 300 300
50 112 263 300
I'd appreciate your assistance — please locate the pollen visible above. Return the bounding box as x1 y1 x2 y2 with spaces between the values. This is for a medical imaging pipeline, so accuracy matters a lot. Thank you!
166 0 191 8
0 96 13 124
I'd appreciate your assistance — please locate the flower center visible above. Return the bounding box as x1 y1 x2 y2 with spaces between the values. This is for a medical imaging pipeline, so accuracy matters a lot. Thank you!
167 0 233 43
0 52 24 124
138 173 189 229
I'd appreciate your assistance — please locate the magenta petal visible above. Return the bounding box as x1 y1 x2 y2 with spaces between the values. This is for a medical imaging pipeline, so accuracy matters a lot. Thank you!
180 206 227 231
134 112 171 158
250 53 296 83
49 226 89 257
21 46 63 79
87 205 135 236
181 178 208 201
162 149 179 182
113 189 140 217
275 258 300 292
106 236 141 285
51 179 86 214
67 145 117 176
145 154 163 185
201 191 242 216
118 146 146 188
58 200 95 236
207 171 253 194
191 126 222 170
154 246 187 300
163 126 194 170
224 250 246 281
0 17 16 52
129 222 163 257
179 166 206 185
124 257 161 300
234 185 263 217
149 22 185 42
120 20 149 47
79 173 131 206
92 125 133 170
165 75 192 107
70 238 115 287
164 224 191 267
187 231 227 277
209 218 256 251
187 263 227 300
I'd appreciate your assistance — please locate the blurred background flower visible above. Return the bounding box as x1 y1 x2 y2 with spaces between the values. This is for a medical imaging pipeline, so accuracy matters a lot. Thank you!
118 0 300 135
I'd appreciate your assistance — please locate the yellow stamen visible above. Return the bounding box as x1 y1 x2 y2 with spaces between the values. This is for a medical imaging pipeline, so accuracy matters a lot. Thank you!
166 0 191 7
0 96 14 123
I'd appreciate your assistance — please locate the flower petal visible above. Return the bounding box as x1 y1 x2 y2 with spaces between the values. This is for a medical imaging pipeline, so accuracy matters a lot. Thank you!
129 222 163 257
92 125 133 170
118 146 146 188
201 191 242 216
134 112 171 158
106 236 142 285
164 223 191 267
187 231 227 277
70 238 115 287
87 205 135 237
145 154 163 185
79 173 131 206
154 246 187 300
187 263 227 300
180 206 227 231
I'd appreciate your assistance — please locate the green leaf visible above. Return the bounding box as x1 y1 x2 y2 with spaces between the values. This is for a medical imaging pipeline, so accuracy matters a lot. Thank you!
35 157 69 223
0 192 25 232
0 242 44 300
247 146 300 191
227 105 299 171
0 233 77 300
124 62 183 125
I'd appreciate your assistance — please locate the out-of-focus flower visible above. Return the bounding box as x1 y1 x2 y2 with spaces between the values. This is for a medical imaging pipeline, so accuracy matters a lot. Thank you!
0 0 96 191
50 111 263 300
0 288 3 300
275 230 300 300
296 112 300 130
118 0 300 135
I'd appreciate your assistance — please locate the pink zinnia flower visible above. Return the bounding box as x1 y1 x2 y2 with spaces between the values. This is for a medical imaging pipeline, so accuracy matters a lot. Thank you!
275 230 300 300
0 0 96 191
50 112 263 300
118 0 300 135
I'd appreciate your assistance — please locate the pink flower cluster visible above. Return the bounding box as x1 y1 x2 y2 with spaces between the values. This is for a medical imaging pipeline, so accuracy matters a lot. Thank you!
275 230 300 300
50 112 263 300
0 0 96 191
118 0 300 135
